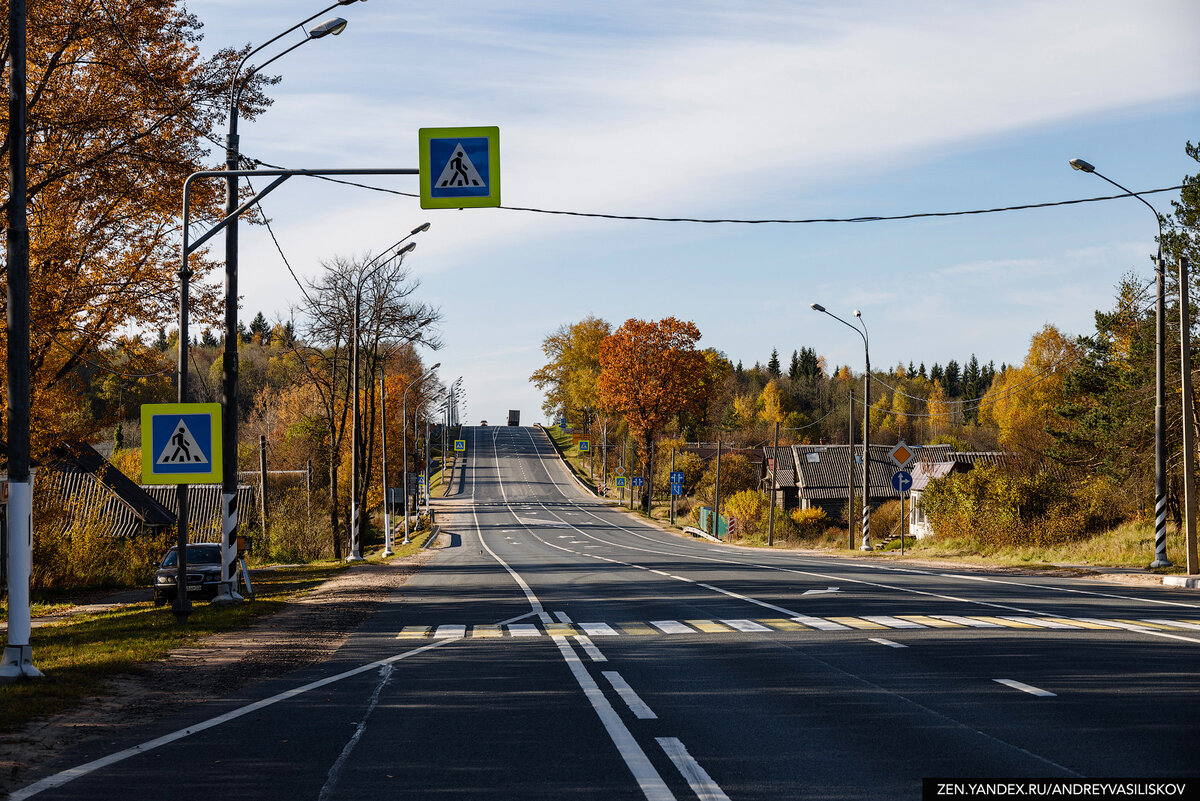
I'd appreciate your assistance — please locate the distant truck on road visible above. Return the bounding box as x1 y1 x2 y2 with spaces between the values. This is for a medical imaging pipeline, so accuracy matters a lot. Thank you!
508 410 520 426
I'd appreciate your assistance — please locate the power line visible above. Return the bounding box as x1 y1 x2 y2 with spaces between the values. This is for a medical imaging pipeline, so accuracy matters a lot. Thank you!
244 156 1181 226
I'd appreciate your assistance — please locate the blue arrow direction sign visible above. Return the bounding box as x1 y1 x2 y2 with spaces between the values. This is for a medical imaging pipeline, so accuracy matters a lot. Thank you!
670 471 685 484
419 126 500 209
670 482 684 496
891 470 913 493
141 403 223 484
631 476 645 488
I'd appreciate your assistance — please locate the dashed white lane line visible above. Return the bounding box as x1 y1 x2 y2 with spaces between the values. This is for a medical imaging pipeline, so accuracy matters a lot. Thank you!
869 638 907 648
656 737 731 801
602 671 658 720
994 678 1056 697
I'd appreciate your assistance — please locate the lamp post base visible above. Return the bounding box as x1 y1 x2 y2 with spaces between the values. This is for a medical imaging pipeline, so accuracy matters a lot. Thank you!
345 554 365 563
0 645 43 682
1149 557 1172 568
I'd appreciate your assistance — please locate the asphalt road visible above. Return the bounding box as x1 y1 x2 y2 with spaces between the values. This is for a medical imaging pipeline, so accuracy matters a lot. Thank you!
15 425 1200 800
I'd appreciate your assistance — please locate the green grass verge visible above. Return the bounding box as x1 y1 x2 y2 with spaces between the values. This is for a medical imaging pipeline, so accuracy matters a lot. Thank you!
544 425 600 493
0 540 424 733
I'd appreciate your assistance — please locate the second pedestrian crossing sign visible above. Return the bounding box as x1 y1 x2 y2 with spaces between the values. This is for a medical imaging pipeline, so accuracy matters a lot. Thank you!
419 126 500 209
140 403 223 484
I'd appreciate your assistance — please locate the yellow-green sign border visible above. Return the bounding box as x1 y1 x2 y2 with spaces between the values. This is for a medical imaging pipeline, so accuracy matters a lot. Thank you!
418 126 501 209
140 402 224 485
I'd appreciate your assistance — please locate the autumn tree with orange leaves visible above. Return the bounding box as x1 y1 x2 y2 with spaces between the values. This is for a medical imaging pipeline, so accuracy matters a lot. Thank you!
0 0 273 452
597 317 705 511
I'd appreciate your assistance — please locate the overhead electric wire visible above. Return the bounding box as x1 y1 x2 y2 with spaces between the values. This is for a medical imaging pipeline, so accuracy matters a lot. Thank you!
245 155 1181 226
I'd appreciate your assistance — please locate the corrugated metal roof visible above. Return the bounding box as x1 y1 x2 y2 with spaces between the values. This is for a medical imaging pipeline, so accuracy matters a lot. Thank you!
141 485 258 542
763 446 796 488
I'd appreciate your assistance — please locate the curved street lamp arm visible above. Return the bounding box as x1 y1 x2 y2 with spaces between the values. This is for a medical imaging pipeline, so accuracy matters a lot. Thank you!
1083 169 1165 243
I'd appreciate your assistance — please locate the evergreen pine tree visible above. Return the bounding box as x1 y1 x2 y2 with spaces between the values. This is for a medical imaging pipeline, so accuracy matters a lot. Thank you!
768 348 781 377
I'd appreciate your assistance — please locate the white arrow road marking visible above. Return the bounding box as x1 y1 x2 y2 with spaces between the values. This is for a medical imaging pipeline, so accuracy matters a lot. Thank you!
801 586 840 596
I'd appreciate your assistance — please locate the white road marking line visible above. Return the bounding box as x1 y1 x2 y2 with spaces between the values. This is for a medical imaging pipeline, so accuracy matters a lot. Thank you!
434 625 466 638
656 737 731 801
649 569 670 576
869 638 907 648
721 619 770 632
651 620 695 635
8 638 458 801
317 663 393 801
695 583 802 618
579 622 621 637
602 671 658 720
508 623 541 637
1143 618 1200 631
552 638 675 800
792 615 850 631
862 615 925 629
994 678 1056 697
576 635 608 662
554 611 573 623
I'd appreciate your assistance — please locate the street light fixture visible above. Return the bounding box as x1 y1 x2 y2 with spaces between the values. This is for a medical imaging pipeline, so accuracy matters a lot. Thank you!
403 363 441 545
348 232 429 561
1070 158 1171 568
216 1 360 602
812 302 873 550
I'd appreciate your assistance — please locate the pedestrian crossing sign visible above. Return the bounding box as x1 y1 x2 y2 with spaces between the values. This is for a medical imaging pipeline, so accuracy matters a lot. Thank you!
419 126 500 209
140 403 223 484
455 440 466 452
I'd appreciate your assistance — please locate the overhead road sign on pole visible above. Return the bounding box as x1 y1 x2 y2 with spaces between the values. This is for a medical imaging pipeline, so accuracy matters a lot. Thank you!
419 126 500 209
141 403 223 484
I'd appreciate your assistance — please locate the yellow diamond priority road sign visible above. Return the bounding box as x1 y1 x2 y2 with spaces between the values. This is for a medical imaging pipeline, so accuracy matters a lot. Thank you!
888 440 915 468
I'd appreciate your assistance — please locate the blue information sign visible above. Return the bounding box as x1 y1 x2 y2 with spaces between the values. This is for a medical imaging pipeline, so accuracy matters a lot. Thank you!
669 471 685 484
578 440 590 452
670 482 683 496
631 476 645 488
891 470 913 493
614 476 627 488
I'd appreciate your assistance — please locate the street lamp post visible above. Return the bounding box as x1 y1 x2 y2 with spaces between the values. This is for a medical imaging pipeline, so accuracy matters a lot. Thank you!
380 320 434 558
1070 158 1171 568
348 233 426 561
402 364 440 545
216 1 358 602
813 303 873 550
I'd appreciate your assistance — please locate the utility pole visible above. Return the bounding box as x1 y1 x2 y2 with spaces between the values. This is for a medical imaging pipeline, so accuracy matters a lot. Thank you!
768 421 779 546
848 388 855 550
2 0 43 680
1179 256 1199 574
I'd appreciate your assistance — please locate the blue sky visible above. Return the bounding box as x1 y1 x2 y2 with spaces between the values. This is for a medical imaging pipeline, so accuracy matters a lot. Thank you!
188 0 1200 425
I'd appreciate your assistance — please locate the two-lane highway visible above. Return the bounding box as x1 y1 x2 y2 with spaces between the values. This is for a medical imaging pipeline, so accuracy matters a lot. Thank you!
16 425 1200 800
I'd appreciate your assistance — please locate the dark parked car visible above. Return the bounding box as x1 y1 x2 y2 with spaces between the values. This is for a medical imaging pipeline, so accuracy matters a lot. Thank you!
153 543 224 605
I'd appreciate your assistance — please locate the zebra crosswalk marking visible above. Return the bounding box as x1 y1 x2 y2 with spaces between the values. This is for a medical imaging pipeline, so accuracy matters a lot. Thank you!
896 615 964 628
397 626 432 639
828 616 888 630
685 620 734 633
392 616 1200 640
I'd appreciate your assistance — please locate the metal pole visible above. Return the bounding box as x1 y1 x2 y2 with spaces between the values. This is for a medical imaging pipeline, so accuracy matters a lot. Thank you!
713 439 722 538
171 264 193 622
862 337 872 551
381 372 392 557
402 385 410 545
1179 256 1199 575
258 435 269 546
1070 160 1169 567
347 285 363 561
670 448 677 525
768 421 779 547
848 387 855 550
1 0 43 680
